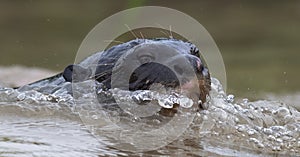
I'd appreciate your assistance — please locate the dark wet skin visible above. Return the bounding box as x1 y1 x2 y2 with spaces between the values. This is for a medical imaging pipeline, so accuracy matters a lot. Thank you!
28 38 211 115
62 38 211 111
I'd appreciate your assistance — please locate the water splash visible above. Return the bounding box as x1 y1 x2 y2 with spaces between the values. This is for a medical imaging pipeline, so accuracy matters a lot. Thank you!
195 78 300 155
0 77 300 156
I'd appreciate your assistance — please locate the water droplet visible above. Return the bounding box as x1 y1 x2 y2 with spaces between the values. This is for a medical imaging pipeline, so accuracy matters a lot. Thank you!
276 138 283 143
226 94 235 103
282 136 292 141
284 115 293 123
247 129 256 135
179 97 193 108
91 115 98 120
257 143 265 148
263 128 273 135
249 137 259 144
249 138 265 148
17 93 26 100
236 125 246 132
158 99 173 108
270 126 286 133
267 135 276 141
242 98 249 104
152 119 161 125
272 146 281 151
273 107 290 117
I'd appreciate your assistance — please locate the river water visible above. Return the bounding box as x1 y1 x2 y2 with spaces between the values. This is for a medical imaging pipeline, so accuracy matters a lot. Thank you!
0 67 299 157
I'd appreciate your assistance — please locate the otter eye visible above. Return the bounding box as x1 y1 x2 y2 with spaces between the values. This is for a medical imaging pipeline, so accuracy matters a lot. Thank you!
139 55 154 64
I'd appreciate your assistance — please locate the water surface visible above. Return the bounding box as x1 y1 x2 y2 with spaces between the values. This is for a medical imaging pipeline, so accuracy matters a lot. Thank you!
0 68 299 156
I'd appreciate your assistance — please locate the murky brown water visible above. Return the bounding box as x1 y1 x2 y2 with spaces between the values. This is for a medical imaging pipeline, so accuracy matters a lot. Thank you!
0 67 299 156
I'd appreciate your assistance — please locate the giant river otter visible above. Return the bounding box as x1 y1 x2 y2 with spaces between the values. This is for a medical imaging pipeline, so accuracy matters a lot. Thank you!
23 38 211 113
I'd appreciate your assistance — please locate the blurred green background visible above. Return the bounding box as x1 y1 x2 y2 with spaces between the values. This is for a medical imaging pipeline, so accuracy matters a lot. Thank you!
0 1 299 99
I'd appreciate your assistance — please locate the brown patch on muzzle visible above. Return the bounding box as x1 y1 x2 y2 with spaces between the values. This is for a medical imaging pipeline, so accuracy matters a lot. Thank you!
158 75 211 117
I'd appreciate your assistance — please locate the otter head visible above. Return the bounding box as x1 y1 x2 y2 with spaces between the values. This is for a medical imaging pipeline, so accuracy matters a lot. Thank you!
63 39 211 113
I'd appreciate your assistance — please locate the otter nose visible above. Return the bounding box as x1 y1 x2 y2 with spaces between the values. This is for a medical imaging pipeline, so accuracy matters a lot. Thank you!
165 54 210 110
165 54 198 82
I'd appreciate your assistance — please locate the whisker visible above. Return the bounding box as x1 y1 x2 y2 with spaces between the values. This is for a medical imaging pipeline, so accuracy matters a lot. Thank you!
155 23 166 30
87 63 115 67
124 24 138 39
99 57 119 60
103 40 125 44
139 32 145 39
160 30 170 38
186 38 194 43
169 25 173 39
156 23 171 38
93 71 111 79
85 56 119 61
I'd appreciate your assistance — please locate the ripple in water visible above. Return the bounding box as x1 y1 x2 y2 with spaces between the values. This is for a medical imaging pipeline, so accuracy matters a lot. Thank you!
0 78 299 156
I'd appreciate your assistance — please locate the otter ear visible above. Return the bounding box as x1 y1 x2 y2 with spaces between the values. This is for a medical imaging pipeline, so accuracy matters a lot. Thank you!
63 64 91 82
63 65 74 82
